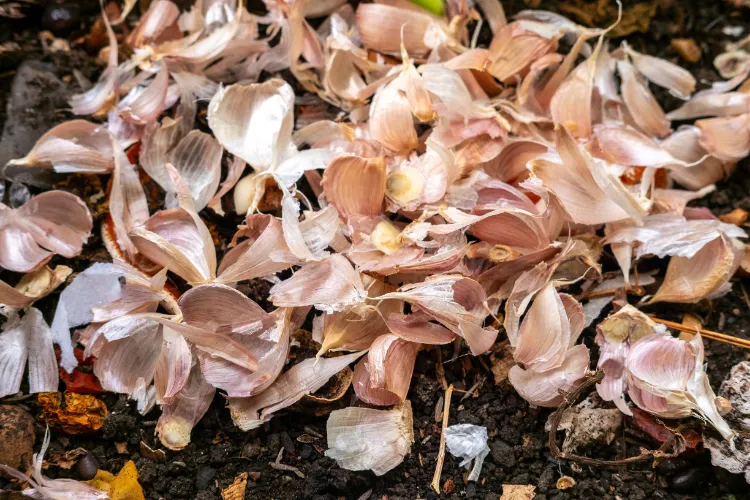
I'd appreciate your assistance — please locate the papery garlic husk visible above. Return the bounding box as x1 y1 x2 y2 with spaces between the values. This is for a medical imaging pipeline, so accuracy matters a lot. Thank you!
376 275 497 355
623 42 696 99
595 125 685 168
352 334 418 406
666 92 750 121
661 126 734 190
322 154 386 221
604 213 746 261
0 265 71 309
217 213 299 284
193 305 291 399
157 360 216 450
509 344 590 407
696 114 750 162
269 254 367 313
369 78 419 153
325 401 414 476
649 234 743 304
512 283 583 373
229 350 365 430
207 78 295 171
7 120 114 173
617 59 671 138
0 190 93 274
626 333 734 439
317 276 401 356
355 3 441 58
118 65 170 125
530 126 649 225
0 307 58 398
487 21 558 84
595 305 666 415
549 36 600 138
69 3 117 116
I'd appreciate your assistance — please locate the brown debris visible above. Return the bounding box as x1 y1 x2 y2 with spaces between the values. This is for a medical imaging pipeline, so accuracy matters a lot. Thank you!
139 441 166 462
671 39 701 63
556 476 576 490
115 442 128 454
560 0 658 37
44 447 87 469
501 484 536 500
719 208 748 226
221 472 248 500
36 392 108 434
0 405 35 474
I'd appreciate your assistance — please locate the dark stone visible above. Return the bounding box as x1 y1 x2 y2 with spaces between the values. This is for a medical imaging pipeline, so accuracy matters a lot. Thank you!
195 466 216 491
536 464 556 494
280 432 296 455
668 467 706 493
75 453 100 480
266 433 281 454
656 457 691 475
489 439 516 469
242 443 262 458
0 61 71 186
42 3 81 36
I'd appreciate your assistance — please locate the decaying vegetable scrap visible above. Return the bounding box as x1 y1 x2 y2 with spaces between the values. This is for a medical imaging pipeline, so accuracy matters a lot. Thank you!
1 0 750 491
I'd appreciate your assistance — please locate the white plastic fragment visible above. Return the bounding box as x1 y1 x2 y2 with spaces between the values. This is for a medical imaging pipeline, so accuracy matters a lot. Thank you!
444 423 491 481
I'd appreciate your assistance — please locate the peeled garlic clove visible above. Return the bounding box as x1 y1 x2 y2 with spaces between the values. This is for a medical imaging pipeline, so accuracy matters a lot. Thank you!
370 220 403 255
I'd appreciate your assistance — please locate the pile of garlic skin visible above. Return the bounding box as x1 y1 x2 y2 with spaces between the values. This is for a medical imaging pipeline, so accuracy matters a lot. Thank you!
1 0 749 480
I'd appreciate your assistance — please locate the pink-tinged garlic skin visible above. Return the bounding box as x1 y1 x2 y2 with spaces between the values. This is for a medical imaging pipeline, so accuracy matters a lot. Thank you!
626 333 734 439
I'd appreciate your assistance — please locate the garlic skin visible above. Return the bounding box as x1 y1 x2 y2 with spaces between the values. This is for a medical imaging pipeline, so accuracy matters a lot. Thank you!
325 401 414 475
626 333 734 440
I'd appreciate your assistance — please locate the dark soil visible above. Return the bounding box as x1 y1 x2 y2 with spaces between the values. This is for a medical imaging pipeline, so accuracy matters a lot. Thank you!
2 1 750 499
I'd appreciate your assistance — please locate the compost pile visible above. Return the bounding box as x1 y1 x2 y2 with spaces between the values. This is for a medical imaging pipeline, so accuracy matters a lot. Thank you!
2 0 750 498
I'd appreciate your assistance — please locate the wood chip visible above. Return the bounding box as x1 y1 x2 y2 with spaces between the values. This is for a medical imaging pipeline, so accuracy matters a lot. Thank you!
221 472 248 500
115 442 128 454
501 484 536 500
671 38 701 63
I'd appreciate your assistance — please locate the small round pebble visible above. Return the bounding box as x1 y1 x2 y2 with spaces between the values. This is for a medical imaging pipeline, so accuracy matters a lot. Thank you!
75 453 100 480
42 3 81 35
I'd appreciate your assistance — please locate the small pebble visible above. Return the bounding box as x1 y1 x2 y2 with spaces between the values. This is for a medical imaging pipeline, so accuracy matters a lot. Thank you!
42 3 81 35
75 453 100 480
195 466 216 490
668 467 705 493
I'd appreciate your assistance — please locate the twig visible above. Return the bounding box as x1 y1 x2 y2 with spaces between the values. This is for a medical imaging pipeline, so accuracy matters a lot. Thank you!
269 448 305 478
431 384 453 493
460 376 483 402
649 316 750 350
547 371 685 468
